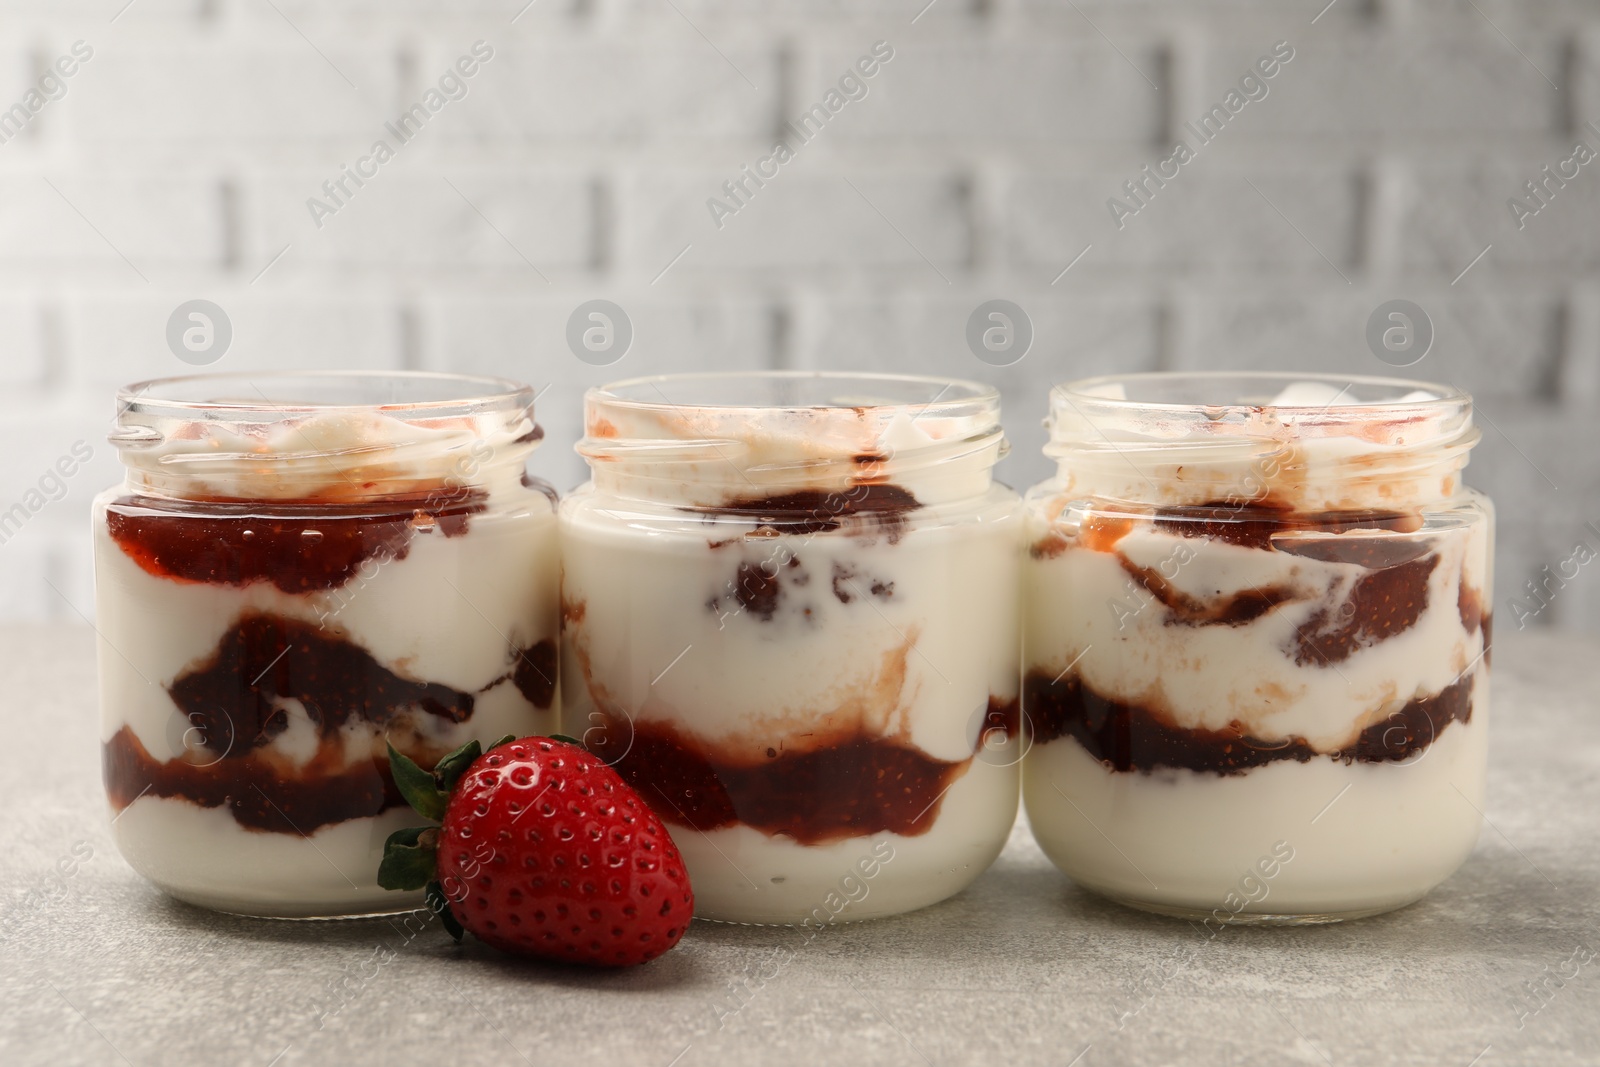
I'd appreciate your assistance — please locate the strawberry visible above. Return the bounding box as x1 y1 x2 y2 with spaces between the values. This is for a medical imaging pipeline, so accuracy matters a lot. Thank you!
377 734 694 967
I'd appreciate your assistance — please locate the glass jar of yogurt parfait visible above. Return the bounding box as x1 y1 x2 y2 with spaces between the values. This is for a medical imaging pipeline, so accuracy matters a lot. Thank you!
560 372 1022 924
1022 373 1492 923
95 372 560 918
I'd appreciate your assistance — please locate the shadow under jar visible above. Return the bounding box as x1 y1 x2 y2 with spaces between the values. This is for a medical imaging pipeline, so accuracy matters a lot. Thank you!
1022 373 1493 924
95 372 560 918
560 372 1023 924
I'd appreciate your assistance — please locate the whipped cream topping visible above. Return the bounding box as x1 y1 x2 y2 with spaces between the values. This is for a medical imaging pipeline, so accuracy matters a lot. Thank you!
113 409 537 502
1045 378 1479 512
579 375 1005 508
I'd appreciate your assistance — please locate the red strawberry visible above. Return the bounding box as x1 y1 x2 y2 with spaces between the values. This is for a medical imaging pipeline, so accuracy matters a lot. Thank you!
378 735 694 967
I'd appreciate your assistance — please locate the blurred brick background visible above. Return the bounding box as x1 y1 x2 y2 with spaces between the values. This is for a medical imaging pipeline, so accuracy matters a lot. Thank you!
0 0 1597 631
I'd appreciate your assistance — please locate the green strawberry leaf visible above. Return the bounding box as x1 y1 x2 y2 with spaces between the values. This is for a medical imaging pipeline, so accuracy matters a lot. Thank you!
548 733 582 746
485 733 517 752
426 880 465 942
378 826 438 892
432 739 484 797
387 742 446 822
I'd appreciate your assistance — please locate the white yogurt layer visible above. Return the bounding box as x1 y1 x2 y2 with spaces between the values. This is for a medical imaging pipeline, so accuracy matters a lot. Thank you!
110 798 433 917
1023 672 1488 918
680 767 1017 925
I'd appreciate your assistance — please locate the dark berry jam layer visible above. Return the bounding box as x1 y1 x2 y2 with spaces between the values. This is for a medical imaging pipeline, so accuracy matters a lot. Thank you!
1459 583 1493 666
1036 500 1452 662
103 724 425 834
586 701 1009 845
1119 559 1299 627
1023 669 1477 775
170 614 478 756
106 488 486 594
1030 500 1422 562
1291 552 1439 665
703 484 921 543
733 560 782 620
1152 501 1421 550
980 693 1022 740
105 613 556 832
511 639 558 709
705 552 896 625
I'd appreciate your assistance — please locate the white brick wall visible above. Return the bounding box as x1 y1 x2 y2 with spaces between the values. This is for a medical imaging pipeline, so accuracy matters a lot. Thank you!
0 0 1596 635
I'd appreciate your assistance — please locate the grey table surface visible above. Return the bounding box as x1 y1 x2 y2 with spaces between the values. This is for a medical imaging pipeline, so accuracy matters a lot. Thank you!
2 623 1597 1067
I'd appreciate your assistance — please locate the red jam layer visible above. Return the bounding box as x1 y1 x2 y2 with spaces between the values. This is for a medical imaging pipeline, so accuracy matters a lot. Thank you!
703 484 921 542
587 693 1018 846
705 552 896 625
103 724 414 834
105 488 486 594
1022 668 1478 775
170 614 477 753
511 639 558 710
1032 502 1422 559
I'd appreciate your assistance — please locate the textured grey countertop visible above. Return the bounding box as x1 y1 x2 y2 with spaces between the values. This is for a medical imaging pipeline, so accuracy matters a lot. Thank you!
2 623 1597 1067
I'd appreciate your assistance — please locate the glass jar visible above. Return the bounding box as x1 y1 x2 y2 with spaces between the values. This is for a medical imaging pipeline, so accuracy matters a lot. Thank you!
1022 373 1492 923
95 372 560 918
560 372 1022 924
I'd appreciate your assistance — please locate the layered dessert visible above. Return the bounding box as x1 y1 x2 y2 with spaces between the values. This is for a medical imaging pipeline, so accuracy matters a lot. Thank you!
560 373 1021 924
95 374 559 918
1023 375 1492 921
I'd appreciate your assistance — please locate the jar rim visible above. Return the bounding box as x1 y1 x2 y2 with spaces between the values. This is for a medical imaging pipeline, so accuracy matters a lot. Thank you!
578 371 1006 507
118 370 534 421
587 370 998 416
108 371 541 501
1052 371 1469 416
1041 371 1479 510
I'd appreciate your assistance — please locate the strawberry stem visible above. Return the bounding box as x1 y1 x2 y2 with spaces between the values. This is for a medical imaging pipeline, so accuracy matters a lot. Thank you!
387 742 449 821
377 826 438 891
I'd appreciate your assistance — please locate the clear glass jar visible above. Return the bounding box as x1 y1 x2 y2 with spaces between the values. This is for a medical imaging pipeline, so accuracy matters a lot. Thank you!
95 372 560 918
560 372 1022 924
1022 373 1492 923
